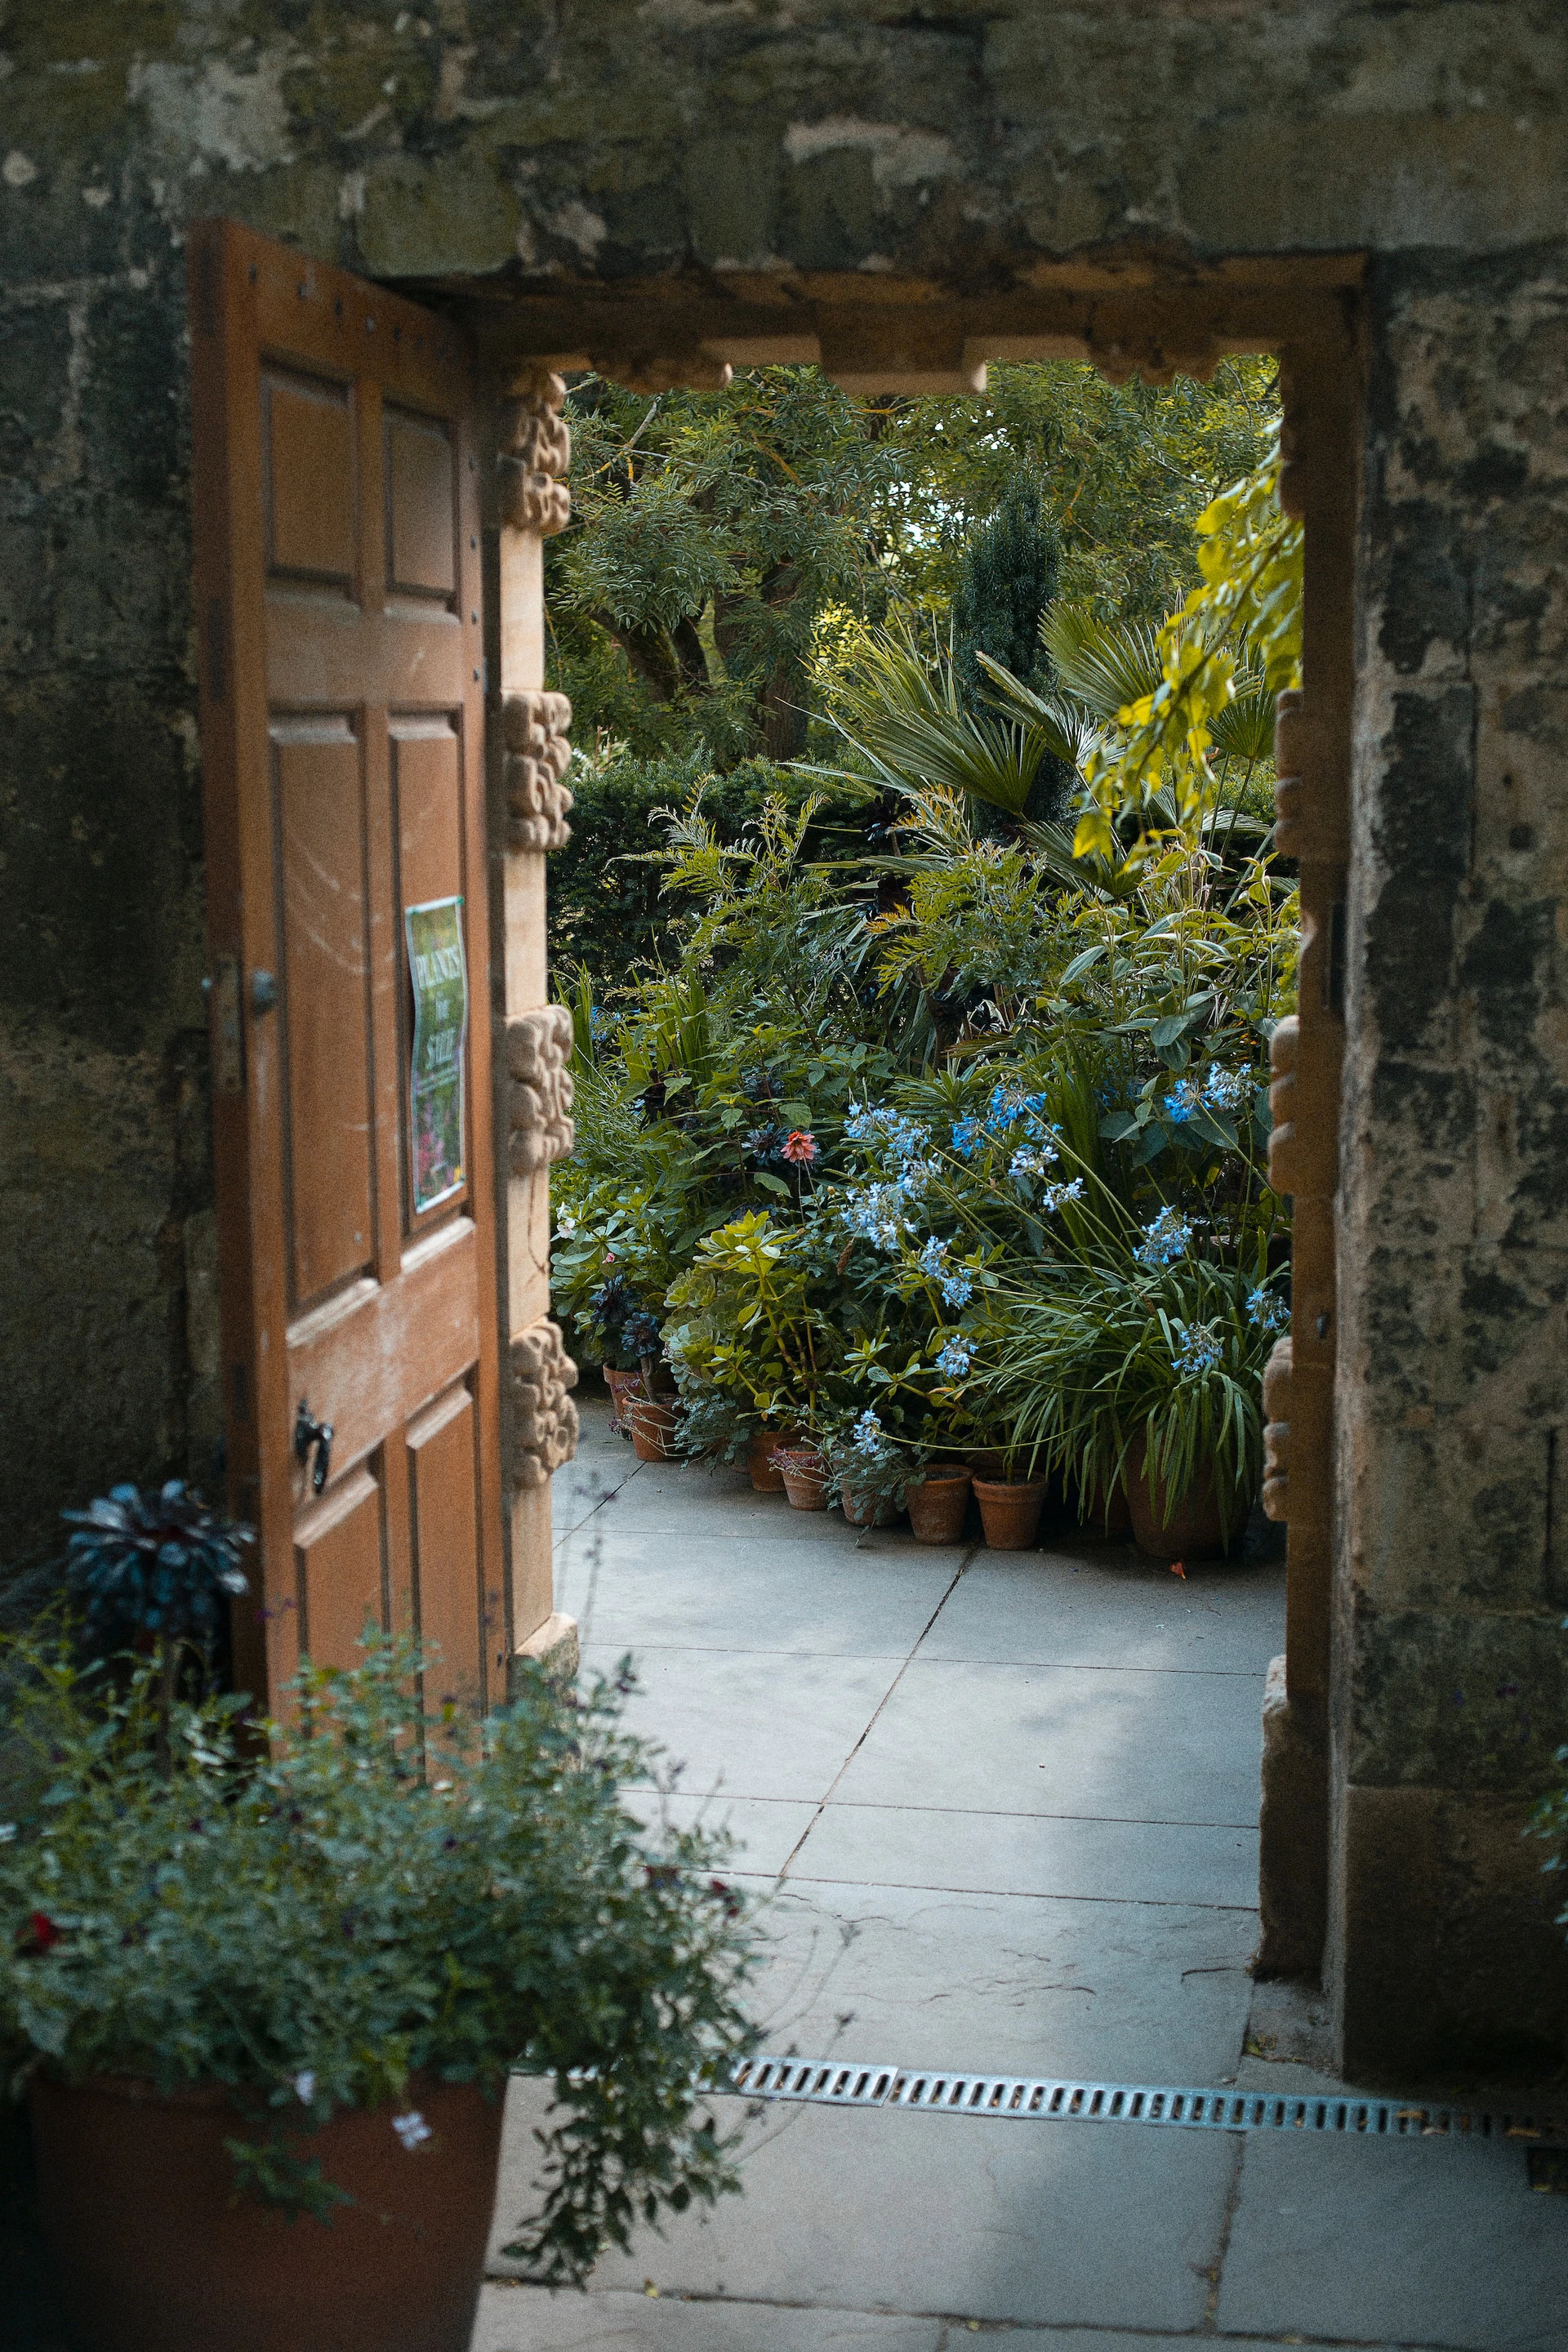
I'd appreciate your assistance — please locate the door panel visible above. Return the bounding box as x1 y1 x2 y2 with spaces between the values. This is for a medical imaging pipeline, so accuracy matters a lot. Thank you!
264 371 357 588
274 716 375 1306
408 1383 484 1705
295 1464 386 1675
384 408 457 602
190 221 501 1716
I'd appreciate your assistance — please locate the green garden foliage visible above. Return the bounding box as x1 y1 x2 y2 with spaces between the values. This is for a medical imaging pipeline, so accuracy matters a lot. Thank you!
549 360 1297 1530
0 1633 757 2283
548 359 1279 982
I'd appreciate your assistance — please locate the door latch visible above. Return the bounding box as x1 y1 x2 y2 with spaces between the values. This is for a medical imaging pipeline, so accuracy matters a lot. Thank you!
293 1401 334 1494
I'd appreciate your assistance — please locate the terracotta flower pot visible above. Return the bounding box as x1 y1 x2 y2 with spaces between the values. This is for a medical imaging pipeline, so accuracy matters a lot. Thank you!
775 1447 829 1510
746 1425 800 1493
628 1390 679 1462
603 1364 639 1436
28 2069 504 2352
1125 1435 1236 1559
840 1483 901 1528
973 1474 1049 1551
905 1468 973 1544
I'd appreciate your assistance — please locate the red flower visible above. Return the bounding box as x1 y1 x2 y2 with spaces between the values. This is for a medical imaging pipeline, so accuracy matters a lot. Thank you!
24 1912 62 1953
781 1130 818 1165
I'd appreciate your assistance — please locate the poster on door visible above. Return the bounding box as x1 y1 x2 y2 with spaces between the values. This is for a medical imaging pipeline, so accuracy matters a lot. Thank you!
405 895 468 1214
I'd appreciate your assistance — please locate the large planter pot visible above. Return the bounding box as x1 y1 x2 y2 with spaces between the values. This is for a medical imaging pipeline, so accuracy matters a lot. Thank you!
628 1390 680 1463
1125 1436 1236 1559
603 1365 639 1436
775 1447 829 1511
973 1474 1049 1552
905 1468 972 1544
1080 1473 1133 1535
28 2069 504 2352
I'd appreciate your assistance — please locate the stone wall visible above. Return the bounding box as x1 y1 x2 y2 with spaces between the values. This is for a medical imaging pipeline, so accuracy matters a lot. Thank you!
1335 245 1568 2079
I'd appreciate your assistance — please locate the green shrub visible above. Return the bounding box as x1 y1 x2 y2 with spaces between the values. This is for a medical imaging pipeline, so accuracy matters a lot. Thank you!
0 1632 758 2284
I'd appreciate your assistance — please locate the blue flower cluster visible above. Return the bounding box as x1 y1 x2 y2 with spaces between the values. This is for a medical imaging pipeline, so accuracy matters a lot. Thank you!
918 1236 974 1307
845 1102 930 1160
935 1335 973 1379
951 1086 1058 1160
843 1101 939 1249
1038 1176 1086 1215
844 1180 912 1251
1161 1064 1254 1124
1171 1321 1224 1375
852 1406 891 1457
1247 1285 1289 1334
1136 1205 1193 1267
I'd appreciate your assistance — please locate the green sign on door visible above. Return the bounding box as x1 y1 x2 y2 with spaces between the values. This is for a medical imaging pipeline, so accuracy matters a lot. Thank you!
405 896 467 1213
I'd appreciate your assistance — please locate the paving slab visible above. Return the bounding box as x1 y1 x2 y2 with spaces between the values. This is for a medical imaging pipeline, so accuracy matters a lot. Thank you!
831 1655 1266 1827
1217 2128 1568 2351
920 1550 1286 1673
474 2287 943 2350
619 1788 820 1880
581 1642 906 1804
745 1880 1258 2080
787 1796 1260 1909
489 2086 1239 2335
563 1532 962 1659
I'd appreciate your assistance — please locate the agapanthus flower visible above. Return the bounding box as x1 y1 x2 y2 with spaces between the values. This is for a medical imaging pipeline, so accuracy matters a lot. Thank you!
844 1183 910 1250
1172 1321 1224 1375
942 1267 975 1307
936 1336 972 1379
1039 1177 1086 1214
1136 1206 1193 1267
1009 1142 1060 1180
853 1407 890 1456
951 1116 982 1158
1247 1284 1289 1333
919 1236 948 1277
781 1129 819 1165
1203 1065 1252 1113
1162 1089 1196 1125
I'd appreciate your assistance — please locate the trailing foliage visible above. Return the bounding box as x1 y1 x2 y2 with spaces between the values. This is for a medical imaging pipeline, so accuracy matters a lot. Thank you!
0 1633 757 2283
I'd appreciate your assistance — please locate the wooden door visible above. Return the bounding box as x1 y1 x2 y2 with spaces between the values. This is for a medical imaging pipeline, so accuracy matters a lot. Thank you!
189 220 501 1714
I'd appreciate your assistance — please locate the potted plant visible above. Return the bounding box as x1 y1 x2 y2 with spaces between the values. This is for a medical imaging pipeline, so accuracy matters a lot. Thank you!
984 1246 1282 1560
2 1498 756 2352
968 1444 1053 1551
822 1410 909 1529
903 1462 973 1544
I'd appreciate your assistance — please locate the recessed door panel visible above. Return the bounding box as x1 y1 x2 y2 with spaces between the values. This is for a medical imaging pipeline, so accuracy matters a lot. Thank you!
295 1463 385 1673
274 716 375 1307
264 371 356 587
385 407 457 601
408 1383 483 1707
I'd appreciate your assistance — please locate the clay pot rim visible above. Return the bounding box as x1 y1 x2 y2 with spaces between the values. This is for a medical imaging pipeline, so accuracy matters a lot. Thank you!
772 1446 824 1468
29 2065 492 2114
907 1466 972 1488
971 1473 1049 1498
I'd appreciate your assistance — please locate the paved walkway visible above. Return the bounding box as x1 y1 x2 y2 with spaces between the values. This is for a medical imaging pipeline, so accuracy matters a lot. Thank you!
477 1396 1567 2352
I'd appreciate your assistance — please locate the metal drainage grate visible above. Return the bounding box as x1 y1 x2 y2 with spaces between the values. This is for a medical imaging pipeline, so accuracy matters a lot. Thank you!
729 2055 1566 2144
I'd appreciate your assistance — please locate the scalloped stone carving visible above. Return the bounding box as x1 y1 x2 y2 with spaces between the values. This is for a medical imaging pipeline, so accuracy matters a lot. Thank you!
509 1319 580 1489
506 1005 575 1173
504 384 572 479
501 690 573 853
498 466 571 536
1262 1334 1293 1522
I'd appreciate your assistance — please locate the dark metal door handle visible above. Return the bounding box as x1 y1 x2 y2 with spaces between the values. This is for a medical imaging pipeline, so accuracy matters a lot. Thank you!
293 1401 334 1494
